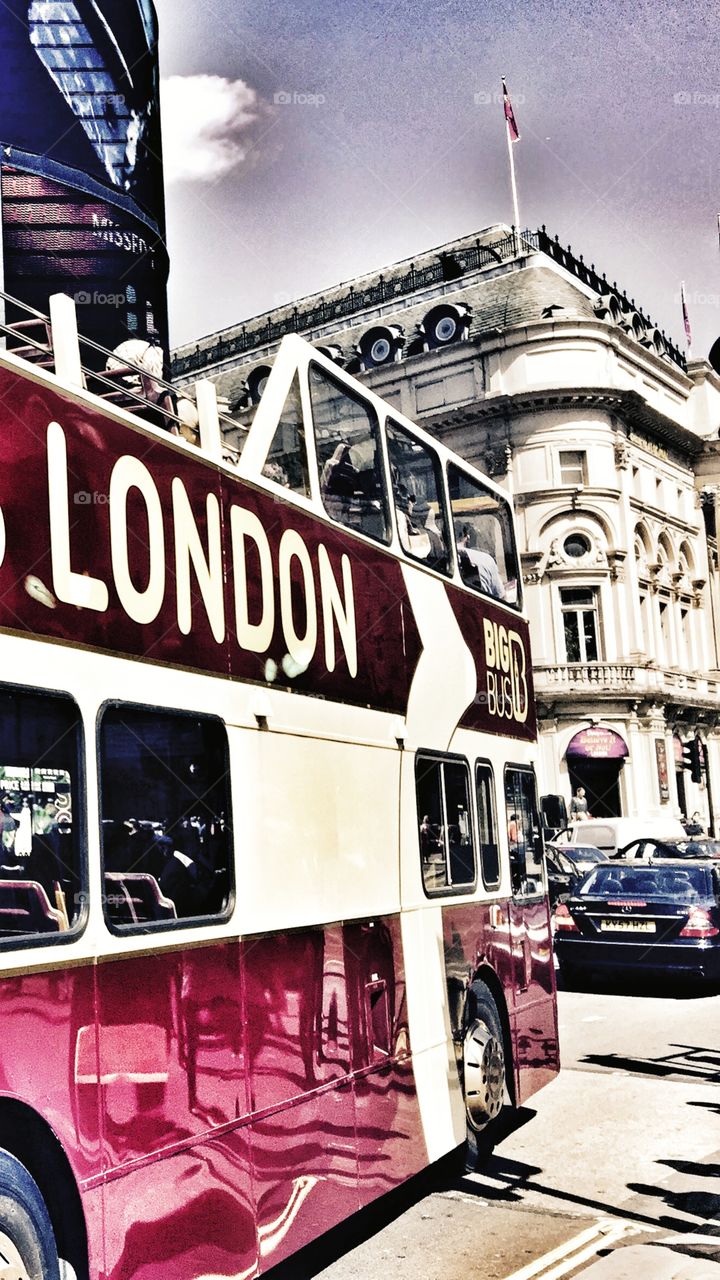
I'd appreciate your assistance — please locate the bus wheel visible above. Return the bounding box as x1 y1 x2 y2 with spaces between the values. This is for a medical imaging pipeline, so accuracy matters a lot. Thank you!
462 985 506 1167
0 1150 60 1280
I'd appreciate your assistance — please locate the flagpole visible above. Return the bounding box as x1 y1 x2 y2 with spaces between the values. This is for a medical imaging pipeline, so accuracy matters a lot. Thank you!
501 76 521 234
681 280 693 359
506 115 520 231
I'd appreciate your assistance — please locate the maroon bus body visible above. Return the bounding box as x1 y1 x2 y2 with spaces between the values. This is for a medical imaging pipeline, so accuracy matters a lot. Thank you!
0 363 557 1278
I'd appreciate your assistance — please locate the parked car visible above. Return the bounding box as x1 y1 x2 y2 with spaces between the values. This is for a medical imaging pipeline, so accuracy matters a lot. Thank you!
620 837 720 862
553 860 720 985
566 816 686 857
544 844 583 906
547 840 608 875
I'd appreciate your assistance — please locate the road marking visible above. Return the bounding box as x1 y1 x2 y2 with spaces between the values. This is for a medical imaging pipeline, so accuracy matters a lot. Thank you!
501 1218 655 1280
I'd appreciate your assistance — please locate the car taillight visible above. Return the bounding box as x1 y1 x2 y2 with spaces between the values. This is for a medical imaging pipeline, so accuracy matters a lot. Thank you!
679 907 720 939
553 902 580 933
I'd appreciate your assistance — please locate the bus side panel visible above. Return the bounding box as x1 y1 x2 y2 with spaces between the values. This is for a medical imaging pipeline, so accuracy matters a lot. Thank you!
102 1131 257 1280
96 943 244 1171
0 965 101 1180
344 917 427 1202
245 925 358 1270
97 942 257 1280
506 897 560 1103
354 1059 425 1202
250 1084 358 1272
441 899 513 1093
441 899 558 1105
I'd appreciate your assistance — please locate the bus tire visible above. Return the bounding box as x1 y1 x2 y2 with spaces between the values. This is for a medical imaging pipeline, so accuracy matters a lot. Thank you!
462 983 506 1169
0 1149 60 1280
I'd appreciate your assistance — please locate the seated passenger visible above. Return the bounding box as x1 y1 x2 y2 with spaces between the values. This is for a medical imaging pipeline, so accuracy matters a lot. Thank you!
455 523 504 599
396 490 432 560
106 339 179 434
320 443 358 503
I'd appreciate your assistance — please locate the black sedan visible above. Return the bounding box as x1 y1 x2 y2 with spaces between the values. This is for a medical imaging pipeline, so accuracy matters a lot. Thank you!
554 860 720 984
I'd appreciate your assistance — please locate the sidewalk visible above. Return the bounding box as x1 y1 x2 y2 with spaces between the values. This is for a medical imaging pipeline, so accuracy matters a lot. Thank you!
577 1243 720 1278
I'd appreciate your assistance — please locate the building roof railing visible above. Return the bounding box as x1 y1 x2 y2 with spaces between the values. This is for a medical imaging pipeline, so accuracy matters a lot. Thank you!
170 225 687 379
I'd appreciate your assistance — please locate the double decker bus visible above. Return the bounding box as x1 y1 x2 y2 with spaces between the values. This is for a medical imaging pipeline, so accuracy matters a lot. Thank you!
0 301 559 1280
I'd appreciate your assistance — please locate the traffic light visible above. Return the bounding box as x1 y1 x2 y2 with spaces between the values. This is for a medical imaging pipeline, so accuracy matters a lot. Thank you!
692 737 706 784
682 736 705 784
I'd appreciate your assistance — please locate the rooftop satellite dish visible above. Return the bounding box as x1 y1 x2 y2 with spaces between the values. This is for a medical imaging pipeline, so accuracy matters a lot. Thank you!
709 336 720 376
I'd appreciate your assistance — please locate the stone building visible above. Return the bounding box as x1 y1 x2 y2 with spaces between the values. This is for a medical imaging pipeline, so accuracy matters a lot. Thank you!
172 225 720 832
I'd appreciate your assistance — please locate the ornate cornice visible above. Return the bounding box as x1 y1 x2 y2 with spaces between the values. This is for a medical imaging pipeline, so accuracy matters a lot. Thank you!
432 387 701 459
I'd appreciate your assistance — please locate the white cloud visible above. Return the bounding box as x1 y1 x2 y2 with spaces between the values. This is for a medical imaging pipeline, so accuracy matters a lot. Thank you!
160 75 262 183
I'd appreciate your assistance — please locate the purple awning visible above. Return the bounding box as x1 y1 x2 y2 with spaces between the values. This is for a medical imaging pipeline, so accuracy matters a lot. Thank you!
566 727 629 760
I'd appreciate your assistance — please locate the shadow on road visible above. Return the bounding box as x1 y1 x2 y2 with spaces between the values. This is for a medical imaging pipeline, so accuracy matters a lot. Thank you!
578 1043 720 1085
625 1180 720 1229
460 1153 692 1233
687 1099 720 1116
556 971 718 999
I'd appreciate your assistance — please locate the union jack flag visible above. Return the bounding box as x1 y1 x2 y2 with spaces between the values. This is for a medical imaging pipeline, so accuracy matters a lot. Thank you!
680 281 692 346
502 78 520 142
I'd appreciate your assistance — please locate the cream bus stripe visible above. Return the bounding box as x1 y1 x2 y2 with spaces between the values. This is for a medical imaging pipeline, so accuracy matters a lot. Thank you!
399 565 476 750
401 906 465 1161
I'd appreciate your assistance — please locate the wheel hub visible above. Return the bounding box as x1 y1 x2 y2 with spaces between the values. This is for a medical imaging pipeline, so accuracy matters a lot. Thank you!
463 1018 505 1131
0 1233 30 1280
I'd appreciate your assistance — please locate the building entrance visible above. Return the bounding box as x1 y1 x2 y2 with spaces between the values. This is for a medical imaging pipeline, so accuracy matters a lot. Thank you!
568 759 622 818
566 726 628 819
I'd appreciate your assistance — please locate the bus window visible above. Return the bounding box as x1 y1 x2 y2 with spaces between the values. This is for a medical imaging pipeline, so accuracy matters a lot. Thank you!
385 418 451 573
261 372 311 495
447 463 521 607
309 364 391 543
476 761 500 889
0 688 83 941
416 754 476 895
504 767 544 898
99 706 233 929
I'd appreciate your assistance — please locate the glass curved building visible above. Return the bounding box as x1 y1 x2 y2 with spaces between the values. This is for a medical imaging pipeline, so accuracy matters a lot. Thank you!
0 0 169 360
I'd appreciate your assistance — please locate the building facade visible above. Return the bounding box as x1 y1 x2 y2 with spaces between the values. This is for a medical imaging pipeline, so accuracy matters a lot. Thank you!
172 226 720 832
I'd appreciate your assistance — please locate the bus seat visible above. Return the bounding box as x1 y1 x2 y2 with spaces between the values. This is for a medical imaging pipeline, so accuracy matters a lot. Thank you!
104 872 177 924
0 879 64 933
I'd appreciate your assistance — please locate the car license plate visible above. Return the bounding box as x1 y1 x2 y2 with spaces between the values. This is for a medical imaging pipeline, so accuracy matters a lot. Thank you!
600 919 656 933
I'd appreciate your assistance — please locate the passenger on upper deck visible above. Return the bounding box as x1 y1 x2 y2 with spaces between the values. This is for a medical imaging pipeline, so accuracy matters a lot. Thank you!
455 522 504 599
320 443 358 519
106 339 179 434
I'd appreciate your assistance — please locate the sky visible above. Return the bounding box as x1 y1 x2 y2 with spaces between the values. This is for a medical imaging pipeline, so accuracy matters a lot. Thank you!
154 0 720 362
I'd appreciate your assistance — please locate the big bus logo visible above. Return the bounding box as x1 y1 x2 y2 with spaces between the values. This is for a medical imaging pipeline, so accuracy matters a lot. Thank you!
483 618 528 724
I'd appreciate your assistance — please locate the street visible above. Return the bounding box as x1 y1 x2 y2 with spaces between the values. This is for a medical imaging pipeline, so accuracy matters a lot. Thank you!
268 978 720 1280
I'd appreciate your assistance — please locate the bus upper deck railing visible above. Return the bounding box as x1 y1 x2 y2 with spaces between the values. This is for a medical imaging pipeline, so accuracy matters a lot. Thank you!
0 289 245 467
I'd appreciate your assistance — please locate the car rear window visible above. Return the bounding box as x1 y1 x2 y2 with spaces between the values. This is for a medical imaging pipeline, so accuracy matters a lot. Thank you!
568 846 605 863
580 864 711 900
651 840 713 859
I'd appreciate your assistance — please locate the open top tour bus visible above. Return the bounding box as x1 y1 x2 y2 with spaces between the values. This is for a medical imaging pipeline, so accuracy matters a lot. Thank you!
0 293 559 1280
